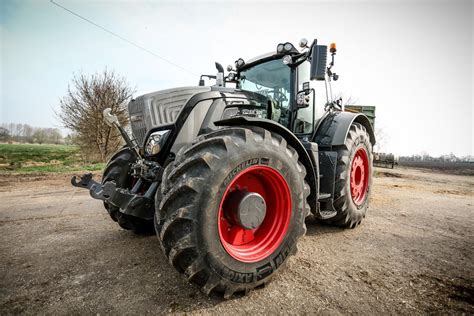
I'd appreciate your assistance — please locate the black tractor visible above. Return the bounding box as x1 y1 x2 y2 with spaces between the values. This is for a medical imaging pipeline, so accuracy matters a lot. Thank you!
72 38 375 298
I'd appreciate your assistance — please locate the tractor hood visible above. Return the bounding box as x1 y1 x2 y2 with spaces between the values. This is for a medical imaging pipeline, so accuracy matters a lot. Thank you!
128 86 270 146
128 86 211 146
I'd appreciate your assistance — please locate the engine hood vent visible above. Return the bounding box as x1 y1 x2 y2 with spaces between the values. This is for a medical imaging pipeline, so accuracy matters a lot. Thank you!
128 86 211 146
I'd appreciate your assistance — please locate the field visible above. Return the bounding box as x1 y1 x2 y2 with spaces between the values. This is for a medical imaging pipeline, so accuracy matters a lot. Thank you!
0 166 472 314
399 160 474 176
0 143 104 173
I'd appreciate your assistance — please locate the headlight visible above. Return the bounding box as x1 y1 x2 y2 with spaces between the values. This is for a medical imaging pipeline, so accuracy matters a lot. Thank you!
235 58 245 68
277 42 295 54
282 55 292 65
145 130 170 156
277 43 284 53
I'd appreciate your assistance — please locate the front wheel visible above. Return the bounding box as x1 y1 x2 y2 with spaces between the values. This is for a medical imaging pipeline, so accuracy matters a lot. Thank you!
155 127 310 298
323 122 373 228
102 148 154 234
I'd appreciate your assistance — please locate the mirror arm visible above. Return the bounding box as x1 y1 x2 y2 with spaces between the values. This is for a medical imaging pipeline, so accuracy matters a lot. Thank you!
103 108 141 158
115 123 139 157
292 55 308 67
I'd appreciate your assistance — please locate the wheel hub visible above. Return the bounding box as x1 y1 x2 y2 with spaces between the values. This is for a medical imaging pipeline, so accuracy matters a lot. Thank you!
350 148 369 205
231 191 267 230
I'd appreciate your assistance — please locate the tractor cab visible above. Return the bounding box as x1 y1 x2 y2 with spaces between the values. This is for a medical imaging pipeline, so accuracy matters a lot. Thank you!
204 39 337 139
234 52 317 136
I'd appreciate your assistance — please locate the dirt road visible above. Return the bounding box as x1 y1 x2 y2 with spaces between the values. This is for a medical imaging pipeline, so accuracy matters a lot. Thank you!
0 167 473 314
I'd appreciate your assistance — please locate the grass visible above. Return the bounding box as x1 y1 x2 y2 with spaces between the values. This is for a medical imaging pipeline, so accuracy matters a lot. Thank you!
0 143 105 173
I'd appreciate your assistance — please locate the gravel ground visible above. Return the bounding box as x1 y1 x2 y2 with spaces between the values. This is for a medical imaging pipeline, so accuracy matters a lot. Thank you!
0 167 473 314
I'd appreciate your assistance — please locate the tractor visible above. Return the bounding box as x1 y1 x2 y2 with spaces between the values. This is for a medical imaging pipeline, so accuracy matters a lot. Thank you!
72 38 375 298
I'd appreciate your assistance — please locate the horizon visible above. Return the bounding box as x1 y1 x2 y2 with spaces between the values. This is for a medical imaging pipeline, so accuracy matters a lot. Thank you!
1 0 472 157
1 122 474 159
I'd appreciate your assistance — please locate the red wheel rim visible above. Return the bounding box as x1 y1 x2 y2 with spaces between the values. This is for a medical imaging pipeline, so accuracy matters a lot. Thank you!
218 165 292 263
350 148 369 205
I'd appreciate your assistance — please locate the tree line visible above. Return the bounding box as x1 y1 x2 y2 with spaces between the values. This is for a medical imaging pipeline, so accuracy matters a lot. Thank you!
398 153 473 163
0 123 74 145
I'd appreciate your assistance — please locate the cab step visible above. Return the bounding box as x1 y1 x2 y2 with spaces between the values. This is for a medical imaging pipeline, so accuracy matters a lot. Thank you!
318 192 331 200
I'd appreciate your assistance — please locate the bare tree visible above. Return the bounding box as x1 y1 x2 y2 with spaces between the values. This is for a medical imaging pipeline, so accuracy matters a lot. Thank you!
331 92 358 106
43 128 63 144
58 70 133 162
32 129 48 144
374 126 388 153
64 133 78 145
0 127 10 142
23 124 34 143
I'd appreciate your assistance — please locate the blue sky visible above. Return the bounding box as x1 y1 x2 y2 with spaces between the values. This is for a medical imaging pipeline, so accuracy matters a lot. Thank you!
1 0 472 156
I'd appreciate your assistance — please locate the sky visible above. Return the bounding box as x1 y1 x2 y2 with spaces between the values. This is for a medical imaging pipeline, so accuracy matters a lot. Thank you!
0 0 472 157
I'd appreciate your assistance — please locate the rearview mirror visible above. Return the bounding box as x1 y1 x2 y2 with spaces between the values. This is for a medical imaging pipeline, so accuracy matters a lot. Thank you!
103 108 119 126
310 45 327 81
296 90 311 109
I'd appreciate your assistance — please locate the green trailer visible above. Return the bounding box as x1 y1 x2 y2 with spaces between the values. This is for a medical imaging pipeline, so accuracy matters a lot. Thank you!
345 105 376 128
344 105 395 168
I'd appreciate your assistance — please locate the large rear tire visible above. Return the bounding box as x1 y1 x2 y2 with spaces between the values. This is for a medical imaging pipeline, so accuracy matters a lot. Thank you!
155 127 310 298
323 122 373 228
102 148 154 234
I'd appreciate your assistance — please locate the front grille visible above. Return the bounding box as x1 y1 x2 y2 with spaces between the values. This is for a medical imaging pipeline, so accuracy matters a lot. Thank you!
128 98 147 146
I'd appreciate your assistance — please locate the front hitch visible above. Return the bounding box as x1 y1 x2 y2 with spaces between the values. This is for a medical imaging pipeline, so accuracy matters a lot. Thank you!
71 173 118 201
71 173 156 220
71 173 95 189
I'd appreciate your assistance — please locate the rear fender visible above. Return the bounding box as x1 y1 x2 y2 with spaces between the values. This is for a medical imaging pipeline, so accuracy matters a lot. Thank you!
313 111 375 148
313 111 375 217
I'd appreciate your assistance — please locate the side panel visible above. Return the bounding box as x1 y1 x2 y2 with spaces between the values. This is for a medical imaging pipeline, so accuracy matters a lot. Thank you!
171 99 214 154
318 151 337 198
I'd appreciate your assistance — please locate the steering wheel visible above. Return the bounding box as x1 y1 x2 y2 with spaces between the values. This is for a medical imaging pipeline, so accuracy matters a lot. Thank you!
272 90 288 103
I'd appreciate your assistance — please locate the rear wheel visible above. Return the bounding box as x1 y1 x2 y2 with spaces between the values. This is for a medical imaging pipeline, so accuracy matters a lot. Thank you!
102 148 154 234
155 127 309 298
324 122 373 228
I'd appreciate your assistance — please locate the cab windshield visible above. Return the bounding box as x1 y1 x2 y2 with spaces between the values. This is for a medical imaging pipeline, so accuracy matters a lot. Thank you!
238 59 291 126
